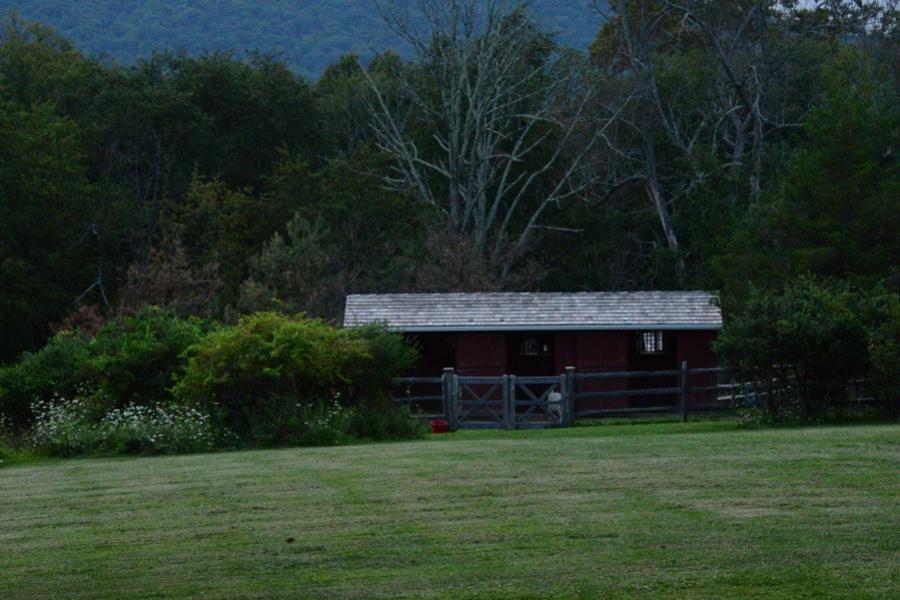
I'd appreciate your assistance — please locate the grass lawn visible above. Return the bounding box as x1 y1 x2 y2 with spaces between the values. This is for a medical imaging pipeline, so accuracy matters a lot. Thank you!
1 421 898 599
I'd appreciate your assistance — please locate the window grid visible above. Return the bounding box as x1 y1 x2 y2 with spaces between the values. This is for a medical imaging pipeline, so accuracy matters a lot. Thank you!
640 331 665 353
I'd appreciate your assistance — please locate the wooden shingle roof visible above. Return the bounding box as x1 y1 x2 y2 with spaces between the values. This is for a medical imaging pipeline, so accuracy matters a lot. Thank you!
344 292 722 331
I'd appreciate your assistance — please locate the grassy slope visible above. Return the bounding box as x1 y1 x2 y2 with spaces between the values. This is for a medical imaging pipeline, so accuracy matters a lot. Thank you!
1 422 898 599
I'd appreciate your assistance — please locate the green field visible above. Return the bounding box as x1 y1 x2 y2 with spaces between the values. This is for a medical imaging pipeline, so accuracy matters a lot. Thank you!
1 422 898 599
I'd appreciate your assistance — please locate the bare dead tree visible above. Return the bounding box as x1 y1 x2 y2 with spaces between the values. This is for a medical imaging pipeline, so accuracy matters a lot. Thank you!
587 0 880 279
659 0 897 197
364 0 618 276
588 0 698 279
72 223 111 311
659 0 777 199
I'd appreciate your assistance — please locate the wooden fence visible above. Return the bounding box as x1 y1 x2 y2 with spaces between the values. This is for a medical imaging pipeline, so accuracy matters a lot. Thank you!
390 362 765 429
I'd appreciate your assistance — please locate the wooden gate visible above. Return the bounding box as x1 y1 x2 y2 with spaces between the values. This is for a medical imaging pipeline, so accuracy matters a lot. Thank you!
452 375 509 429
509 375 569 429
445 370 574 430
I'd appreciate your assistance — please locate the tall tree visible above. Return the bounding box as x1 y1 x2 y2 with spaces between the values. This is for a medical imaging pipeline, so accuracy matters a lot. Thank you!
715 50 900 299
0 101 94 359
366 0 613 279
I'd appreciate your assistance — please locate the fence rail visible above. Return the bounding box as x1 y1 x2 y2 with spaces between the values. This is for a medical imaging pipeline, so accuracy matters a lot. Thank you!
390 364 877 429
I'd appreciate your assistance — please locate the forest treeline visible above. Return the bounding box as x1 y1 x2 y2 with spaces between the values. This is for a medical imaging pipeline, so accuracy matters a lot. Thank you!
0 0 898 364
0 0 603 78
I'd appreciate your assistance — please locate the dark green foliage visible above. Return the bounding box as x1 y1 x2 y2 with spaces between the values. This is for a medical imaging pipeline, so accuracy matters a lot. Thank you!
715 50 899 299
864 293 900 416
346 403 427 442
0 17 329 357
84 308 211 409
172 313 417 445
0 308 208 428
152 51 321 189
237 150 426 320
0 99 94 361
342 325 422 404
715 278 899 420
0 333 92 429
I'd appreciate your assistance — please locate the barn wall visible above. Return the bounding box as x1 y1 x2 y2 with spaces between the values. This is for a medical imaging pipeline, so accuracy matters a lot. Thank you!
569 331 630 410
406 333 457 376
676 330 719 405
676 331 717 368
411 330 719 408
454 332 507 376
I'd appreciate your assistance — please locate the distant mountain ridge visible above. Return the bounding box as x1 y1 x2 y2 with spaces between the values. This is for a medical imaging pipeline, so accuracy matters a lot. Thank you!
0 0 605 78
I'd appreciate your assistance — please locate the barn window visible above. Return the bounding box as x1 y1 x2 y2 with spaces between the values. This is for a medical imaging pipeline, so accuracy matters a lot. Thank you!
639 331 665 354
520 336 550 356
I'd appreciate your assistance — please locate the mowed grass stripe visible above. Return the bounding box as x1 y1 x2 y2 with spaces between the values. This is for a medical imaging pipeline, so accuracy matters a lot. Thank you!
1 422 898 599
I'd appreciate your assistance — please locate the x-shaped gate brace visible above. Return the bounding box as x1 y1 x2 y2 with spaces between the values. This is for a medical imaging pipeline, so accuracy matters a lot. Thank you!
458 382 505 424
512 379 563 423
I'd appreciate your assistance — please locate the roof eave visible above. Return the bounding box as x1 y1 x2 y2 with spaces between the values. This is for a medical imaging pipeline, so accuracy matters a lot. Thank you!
344 323 722 332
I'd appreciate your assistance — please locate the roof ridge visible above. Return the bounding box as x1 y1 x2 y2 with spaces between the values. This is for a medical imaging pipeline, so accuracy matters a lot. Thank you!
347 290 719 297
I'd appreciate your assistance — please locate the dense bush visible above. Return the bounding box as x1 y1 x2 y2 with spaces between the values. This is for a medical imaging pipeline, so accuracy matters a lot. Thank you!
2 309 421 456
85 308 210 409
715 278 899 421
0 332 92 429
172 313 417 446
341 325 422 404
0 413 11 464
30 396 215 456
865 292 900 417
346 403 426 441
0 308 209 428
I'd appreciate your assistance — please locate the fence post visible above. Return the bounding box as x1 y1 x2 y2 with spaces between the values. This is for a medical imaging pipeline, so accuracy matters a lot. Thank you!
506 375 516 429
452 373 460 426
564 366 576 427
443 367 458 430
681 360 690 422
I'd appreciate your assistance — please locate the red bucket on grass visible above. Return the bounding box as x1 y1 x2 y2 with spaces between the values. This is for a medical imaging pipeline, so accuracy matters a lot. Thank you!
430 419 450 434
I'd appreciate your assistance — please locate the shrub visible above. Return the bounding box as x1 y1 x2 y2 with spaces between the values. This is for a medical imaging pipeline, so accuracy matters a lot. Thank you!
172 313 417 446
0 414 12 465
346 403 426 441
85 307 210 409
865 291 900 416
232 394 351 448
5 310 420 454
715 277 896 421
298 397 351 447
342 325 420 404
0 332 92 429
29 396 105 456
0 308 210 429
30 396 216 457
99 404 216 455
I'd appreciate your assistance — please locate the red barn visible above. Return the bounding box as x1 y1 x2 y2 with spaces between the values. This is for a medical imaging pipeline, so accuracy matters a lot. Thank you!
345 292 723 411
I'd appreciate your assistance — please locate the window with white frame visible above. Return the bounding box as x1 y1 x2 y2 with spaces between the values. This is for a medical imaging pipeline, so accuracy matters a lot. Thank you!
639 331 665 354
